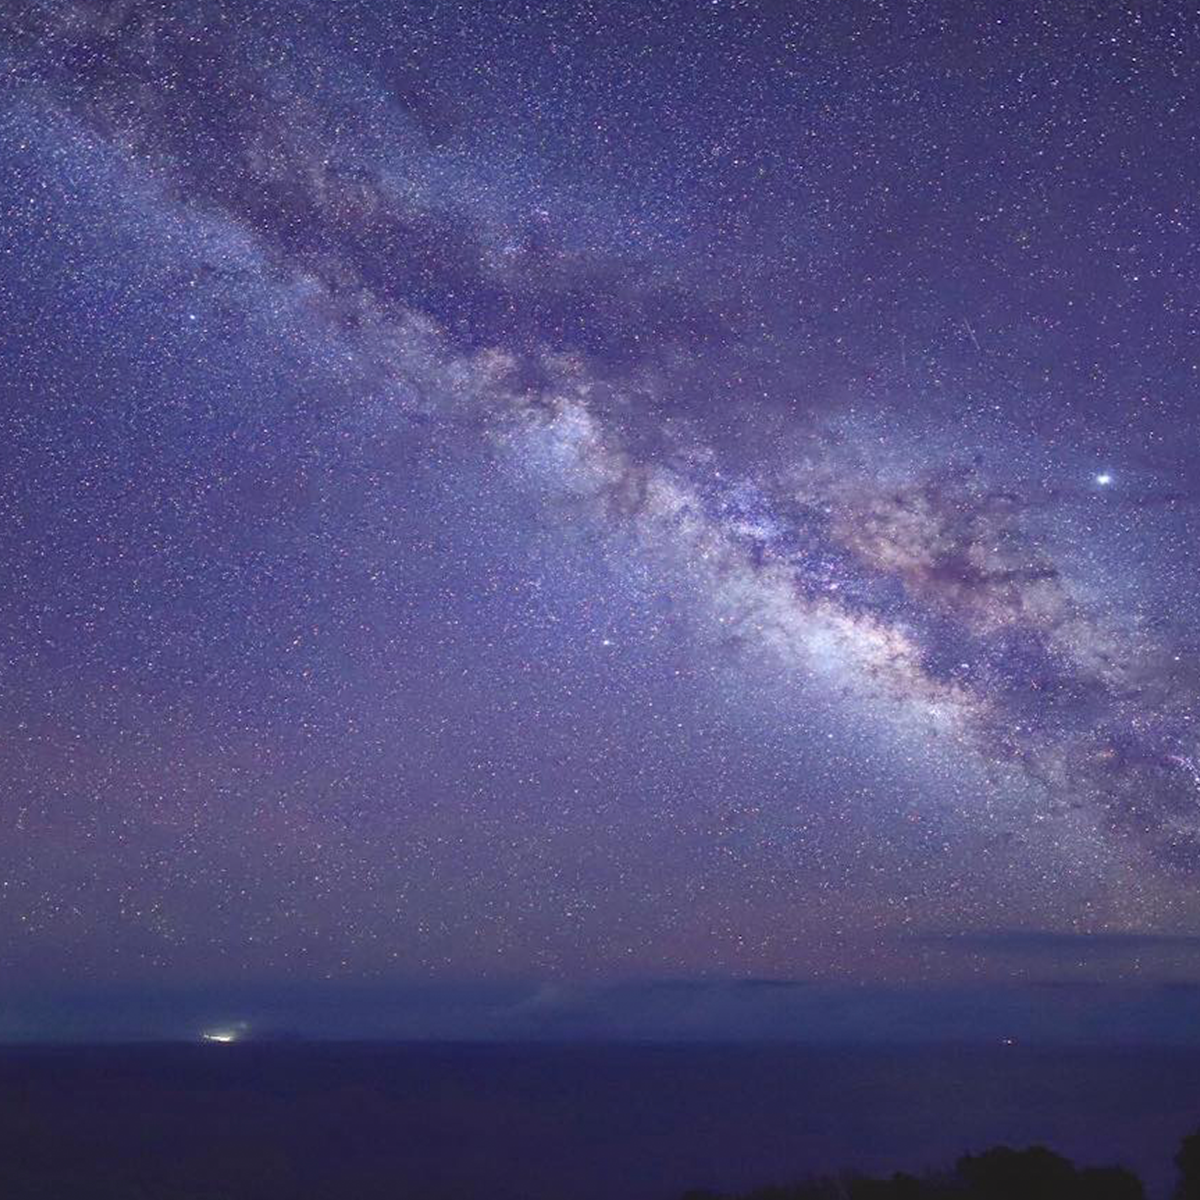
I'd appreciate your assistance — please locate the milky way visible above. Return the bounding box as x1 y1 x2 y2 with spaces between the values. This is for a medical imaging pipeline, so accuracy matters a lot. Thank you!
3 0 1200 1019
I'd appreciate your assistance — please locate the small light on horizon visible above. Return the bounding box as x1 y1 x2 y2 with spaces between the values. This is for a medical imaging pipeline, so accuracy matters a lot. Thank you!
202 1029 240 1044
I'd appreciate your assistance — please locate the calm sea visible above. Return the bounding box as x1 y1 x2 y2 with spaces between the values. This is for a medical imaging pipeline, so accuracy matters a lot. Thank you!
2 1043 1198 1199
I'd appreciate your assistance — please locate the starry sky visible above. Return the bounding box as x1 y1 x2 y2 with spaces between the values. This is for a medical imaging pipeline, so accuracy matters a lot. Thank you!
3 0 1200 1041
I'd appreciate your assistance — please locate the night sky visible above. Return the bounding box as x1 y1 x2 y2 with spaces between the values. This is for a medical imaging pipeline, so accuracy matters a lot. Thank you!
3 0 1200 1041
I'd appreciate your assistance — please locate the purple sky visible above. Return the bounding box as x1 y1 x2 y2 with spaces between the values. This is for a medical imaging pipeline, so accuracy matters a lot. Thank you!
3 0 1200 1039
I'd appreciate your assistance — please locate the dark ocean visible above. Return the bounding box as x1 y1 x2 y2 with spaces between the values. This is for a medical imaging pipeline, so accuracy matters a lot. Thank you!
2 1043 1198 1199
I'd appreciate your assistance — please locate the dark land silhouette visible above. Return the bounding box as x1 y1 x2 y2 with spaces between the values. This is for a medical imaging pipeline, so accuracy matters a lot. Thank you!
681 1146 1148 1200
2 1043 1200 1199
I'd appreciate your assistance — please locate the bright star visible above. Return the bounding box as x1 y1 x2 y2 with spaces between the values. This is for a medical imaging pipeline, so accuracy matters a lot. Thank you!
1095 473 1113 486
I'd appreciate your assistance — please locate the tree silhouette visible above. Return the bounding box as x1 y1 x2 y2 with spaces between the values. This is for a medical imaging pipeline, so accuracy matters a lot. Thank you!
845 1172 932 1200
1076 1165 1144 1200
955 1145 1077 1200
1177 1128 1200 1200
678 1141 1158 1200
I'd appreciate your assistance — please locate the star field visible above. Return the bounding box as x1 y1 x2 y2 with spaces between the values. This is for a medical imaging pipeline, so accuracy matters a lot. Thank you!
2 0 1200 1027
